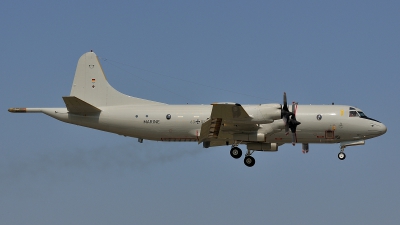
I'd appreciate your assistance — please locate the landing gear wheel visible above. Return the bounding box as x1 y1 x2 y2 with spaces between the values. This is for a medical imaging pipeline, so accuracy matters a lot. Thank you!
338 152 346 160
230 147 242 159
244 156 256 167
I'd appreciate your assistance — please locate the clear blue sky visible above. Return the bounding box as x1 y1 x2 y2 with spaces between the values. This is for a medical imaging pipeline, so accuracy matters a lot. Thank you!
1 1 399 224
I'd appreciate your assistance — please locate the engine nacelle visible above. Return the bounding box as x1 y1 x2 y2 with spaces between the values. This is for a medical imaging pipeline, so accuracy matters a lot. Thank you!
258 104 282 122
244 104 282 124
247 143 278 152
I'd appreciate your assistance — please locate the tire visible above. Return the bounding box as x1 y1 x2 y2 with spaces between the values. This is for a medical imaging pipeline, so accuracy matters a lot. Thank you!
338 152 346 160
230 147 242 159
244 156 255 167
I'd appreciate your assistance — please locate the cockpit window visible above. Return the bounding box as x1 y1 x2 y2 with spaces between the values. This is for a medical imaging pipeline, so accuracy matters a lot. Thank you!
349 111 367 118
357 111 367 118
348 109 381 122
349 111 358 117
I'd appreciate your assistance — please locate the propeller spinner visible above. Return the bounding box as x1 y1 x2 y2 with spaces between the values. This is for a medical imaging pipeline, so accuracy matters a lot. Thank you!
281 92 301 145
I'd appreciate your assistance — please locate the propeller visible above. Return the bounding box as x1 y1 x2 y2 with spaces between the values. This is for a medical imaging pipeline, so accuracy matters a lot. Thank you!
281 92 292 134
281 92 301 145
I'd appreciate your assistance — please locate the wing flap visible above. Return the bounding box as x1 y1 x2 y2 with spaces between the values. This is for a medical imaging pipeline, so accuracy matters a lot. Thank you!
62 96 101 114
199 118 222 143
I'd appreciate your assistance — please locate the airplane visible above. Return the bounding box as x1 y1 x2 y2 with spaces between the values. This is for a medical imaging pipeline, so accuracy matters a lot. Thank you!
8 51 387 167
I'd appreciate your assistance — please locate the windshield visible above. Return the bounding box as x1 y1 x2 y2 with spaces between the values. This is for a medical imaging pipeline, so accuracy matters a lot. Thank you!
348 109 380 122
357 111 367 118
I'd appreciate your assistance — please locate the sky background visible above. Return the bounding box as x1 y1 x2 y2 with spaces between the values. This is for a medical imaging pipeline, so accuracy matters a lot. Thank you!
1 1 399 224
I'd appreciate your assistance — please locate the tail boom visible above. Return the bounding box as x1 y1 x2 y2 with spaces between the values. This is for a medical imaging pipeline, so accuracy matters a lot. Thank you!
8 108 43 113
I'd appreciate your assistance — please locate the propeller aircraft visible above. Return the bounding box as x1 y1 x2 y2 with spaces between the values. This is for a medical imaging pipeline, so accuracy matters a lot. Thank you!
9 51 387 167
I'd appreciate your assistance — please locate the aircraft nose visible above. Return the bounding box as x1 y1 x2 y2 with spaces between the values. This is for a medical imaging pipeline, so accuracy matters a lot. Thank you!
368 122 387 136
379 123 387 134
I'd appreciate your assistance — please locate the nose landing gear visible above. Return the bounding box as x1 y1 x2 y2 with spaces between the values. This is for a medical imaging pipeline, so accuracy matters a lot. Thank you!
338 152 346 160
338 147 346 160
337 140 365 160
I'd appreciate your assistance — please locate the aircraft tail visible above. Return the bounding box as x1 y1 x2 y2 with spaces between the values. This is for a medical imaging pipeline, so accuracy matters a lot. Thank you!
69 51 164 106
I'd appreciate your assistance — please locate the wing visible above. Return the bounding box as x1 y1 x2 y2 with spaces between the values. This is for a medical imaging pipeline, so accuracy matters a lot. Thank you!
209 103 250 120
199 103 258 143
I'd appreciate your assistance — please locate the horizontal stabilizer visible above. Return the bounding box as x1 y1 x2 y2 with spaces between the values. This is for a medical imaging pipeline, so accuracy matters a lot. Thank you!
62 96 101 114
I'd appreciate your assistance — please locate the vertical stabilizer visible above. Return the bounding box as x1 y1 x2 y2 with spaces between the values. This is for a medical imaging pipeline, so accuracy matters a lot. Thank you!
70 51 164 106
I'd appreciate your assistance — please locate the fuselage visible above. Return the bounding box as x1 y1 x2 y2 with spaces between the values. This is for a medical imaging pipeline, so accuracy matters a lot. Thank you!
40 104 387 145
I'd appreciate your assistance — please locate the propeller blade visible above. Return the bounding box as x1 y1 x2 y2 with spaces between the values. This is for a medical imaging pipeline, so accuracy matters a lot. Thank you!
283 116 289 134
281 92 292 122
283 92 288 110
282 93 289 117
292 101 296 115
290 102 300 144
281 93 301 139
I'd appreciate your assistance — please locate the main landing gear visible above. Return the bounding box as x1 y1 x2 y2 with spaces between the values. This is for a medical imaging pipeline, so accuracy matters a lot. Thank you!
338 147 346 160
230 146 242 159
244 155 255 167
230 145 255 167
